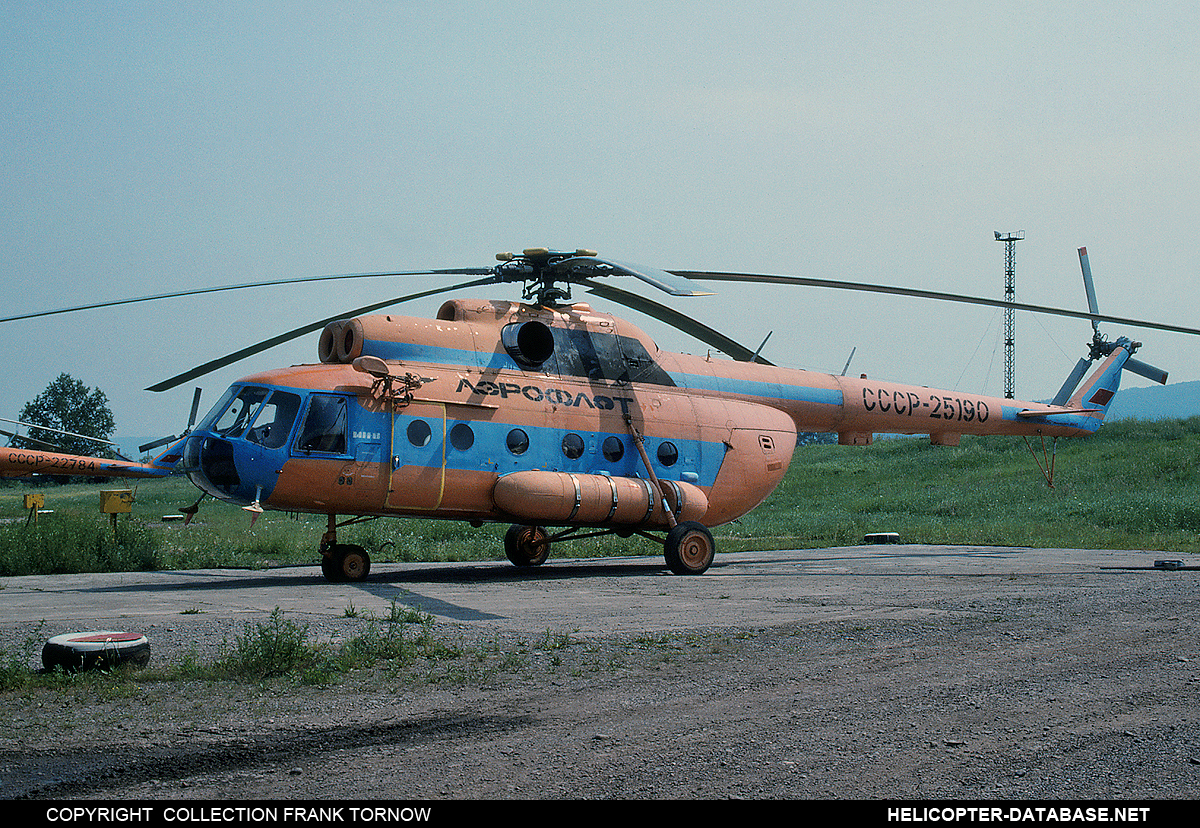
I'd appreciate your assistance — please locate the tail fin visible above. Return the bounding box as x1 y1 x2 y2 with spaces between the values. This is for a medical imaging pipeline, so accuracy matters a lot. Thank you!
1066 341 1132 423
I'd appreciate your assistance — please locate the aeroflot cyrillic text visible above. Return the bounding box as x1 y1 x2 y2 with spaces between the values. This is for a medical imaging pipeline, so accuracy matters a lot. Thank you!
457 378 634 413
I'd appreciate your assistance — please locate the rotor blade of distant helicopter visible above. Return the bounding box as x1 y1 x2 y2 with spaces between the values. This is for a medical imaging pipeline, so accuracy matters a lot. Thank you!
669 271 1200 338
0 268 495 325
580 279 772 365
146 276 497 392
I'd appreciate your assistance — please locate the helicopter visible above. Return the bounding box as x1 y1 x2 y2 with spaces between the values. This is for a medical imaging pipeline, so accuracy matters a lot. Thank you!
2 246 1195 581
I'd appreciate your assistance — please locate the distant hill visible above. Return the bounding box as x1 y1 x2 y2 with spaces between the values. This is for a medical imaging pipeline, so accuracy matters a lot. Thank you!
1107 380 1200 421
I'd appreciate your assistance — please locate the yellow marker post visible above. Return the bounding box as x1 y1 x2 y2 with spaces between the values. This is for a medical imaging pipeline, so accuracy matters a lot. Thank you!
99 489 135 539
23 492 44 526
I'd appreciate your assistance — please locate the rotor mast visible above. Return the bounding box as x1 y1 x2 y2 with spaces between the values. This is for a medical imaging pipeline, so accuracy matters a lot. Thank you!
995 230 1025 399
494 247 599 307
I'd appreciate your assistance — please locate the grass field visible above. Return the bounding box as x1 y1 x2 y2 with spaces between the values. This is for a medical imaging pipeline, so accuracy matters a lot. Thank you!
3 416 1198 577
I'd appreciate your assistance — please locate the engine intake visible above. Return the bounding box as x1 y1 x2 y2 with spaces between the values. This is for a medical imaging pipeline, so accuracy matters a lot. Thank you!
501 320 555 368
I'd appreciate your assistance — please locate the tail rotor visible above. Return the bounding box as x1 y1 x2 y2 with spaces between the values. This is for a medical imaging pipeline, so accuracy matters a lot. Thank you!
1050 248 1168 406
137 388 203 455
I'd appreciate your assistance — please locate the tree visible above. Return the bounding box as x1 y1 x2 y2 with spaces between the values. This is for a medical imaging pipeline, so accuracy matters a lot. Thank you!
12 373 116 458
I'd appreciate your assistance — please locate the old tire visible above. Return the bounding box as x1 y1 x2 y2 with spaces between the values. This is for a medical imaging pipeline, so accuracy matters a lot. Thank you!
42 631 151 673
664 521 715 575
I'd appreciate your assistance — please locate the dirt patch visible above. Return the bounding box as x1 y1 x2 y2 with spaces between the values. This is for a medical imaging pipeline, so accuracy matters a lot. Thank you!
2 554 1199 799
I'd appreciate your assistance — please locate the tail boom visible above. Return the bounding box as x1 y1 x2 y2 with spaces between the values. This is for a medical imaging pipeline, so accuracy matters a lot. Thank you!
0 443 183 479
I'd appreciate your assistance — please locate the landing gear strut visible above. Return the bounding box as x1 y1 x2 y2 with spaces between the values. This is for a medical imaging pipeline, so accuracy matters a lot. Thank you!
319 515 371 582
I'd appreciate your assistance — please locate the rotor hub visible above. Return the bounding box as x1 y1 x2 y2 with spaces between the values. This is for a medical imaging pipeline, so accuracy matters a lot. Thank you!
493 248 600 306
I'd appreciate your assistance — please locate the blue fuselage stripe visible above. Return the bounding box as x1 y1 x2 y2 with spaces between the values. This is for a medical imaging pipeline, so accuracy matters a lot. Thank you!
668 372 843 407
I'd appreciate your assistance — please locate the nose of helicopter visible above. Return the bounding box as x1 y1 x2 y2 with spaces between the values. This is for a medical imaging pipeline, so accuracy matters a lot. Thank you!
183 433 267 506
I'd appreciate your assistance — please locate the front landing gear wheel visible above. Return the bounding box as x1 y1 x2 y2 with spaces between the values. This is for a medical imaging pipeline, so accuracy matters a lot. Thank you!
321 544 371 582
505 524 550 567
664 521 715 575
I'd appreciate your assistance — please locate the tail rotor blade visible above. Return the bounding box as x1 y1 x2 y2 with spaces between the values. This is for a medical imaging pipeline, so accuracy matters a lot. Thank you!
138 435 178 453
1078 247 1101 335
141 387 205 454
1124 357 1169 385
1051 358 1093 406
187 388 203 430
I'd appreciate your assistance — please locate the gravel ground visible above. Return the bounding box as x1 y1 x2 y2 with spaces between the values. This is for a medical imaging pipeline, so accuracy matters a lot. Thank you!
1 553 1198 801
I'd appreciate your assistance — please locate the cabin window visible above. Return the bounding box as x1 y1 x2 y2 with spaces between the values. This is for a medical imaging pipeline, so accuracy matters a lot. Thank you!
602 436 625 462
245 391 301 449
562 432 585 460
656 441 678 467
407 419 432 447
210 386 269 437
296 395 348 454
506 428 529 455
450 423 474 451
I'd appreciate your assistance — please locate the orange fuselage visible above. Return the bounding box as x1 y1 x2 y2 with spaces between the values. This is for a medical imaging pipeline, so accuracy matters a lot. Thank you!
3 298 1125 533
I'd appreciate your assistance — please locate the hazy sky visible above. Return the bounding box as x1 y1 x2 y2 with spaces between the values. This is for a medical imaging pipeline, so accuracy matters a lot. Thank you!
3 1 1199 452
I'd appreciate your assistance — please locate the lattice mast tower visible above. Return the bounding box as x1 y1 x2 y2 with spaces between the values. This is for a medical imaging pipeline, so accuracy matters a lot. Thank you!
995 230 1025 398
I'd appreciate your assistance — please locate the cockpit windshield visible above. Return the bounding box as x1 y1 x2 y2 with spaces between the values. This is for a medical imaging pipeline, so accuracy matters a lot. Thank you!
198 386 269 437
196 386 302 447
245 391 301 449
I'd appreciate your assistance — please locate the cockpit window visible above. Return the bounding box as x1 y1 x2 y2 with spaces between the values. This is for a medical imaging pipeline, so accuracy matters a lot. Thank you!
295 394 348 454
203 386 270 437
245 391 302 449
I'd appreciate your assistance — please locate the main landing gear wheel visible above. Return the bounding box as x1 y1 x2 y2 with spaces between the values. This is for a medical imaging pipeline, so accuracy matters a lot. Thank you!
321 543 371 582
505 524 550 567
664 521 716 575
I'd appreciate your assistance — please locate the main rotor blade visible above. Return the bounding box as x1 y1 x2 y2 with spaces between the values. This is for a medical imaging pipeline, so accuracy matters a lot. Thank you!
0 416 118 446
560 257 713 297
146 276 497 392
670 270 1200 338
580 279 771 365
0 428 59 452
0 268 494 325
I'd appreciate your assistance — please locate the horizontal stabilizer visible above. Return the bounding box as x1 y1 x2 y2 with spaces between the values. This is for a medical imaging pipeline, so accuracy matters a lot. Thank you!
1016 407 1101 418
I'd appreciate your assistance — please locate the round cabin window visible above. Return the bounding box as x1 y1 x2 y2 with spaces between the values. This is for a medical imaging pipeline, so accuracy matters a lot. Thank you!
450 423 475 451
562 433 585 460
657 441 679 467
407 419 431 448
507 428 529 455
602 436 625 462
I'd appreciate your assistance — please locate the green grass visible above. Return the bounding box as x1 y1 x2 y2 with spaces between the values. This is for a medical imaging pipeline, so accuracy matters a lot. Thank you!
2 416 1199 577
0 606 583 692
725 417 1200 555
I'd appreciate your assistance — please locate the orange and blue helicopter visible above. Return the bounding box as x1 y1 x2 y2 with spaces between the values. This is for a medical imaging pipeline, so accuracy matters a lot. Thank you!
2 246 1193 580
